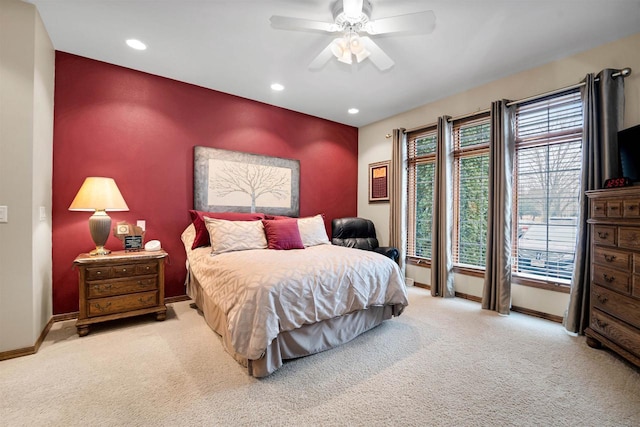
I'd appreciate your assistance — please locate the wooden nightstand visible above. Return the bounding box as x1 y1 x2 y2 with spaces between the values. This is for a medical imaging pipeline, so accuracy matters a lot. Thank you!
74 250 168 337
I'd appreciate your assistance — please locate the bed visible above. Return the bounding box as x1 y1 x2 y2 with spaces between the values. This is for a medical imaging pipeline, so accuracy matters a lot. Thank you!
180 213 408 377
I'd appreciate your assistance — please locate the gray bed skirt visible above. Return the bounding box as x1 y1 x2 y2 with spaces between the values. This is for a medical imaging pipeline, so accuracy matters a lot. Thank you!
186 269 397 377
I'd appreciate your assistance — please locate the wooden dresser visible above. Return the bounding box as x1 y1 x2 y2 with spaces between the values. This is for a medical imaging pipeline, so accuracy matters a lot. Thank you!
585 187 640 368
74 250 168 336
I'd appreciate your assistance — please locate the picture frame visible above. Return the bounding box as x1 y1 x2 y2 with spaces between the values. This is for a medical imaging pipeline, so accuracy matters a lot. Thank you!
194 146 300 217
369 160 390 203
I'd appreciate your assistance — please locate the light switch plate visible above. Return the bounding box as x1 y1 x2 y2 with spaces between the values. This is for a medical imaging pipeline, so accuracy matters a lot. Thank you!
39 206 47 221
0 206 7 223
137 220 146 231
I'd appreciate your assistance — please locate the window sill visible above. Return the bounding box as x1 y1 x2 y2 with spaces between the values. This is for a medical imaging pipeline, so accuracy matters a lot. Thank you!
452 265 485 278
407 257 431 269
512 274 571 294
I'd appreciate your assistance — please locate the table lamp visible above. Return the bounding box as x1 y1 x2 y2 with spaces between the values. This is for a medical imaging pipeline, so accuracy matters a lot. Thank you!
69 177 129 256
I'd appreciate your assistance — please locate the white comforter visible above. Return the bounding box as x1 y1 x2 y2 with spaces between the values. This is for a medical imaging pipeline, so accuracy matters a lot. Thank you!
183 226 408 361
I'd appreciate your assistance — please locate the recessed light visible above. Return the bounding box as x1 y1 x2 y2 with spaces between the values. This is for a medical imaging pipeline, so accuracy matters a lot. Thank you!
348 108 359 114
271 83 285 91
126 39 147 50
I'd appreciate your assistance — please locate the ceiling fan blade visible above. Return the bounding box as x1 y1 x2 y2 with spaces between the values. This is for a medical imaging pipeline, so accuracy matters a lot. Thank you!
365 10 436 35
309 43 336 70
360 37 394 71
343 0 364 19
270 15 338 32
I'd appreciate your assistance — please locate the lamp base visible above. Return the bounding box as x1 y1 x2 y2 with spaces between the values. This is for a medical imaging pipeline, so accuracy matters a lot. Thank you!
88 211 112 256
90 246 111 256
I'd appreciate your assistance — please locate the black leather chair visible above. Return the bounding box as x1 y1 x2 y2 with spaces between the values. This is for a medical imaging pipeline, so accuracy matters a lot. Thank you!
331 217 399 263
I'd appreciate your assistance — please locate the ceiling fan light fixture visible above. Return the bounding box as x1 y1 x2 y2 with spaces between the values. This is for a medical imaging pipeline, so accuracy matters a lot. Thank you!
355 48 370 63
330 38 347 58
338 50 353 64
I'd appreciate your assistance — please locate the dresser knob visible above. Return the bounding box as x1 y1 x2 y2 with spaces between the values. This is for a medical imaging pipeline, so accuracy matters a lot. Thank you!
603 254 616 262
603 273 615 283
597 231 608 238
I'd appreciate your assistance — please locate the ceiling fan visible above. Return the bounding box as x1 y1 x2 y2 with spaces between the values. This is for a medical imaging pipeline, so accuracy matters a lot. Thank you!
270 0 436 71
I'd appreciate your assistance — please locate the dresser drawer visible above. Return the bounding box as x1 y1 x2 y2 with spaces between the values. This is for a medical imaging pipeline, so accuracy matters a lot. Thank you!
592 285 640 329
87 277 157 298
593 246 630 271
590 309 640 358
592 265 630 294
593 226 616 246
623 199 640 218
606 200 623 218
87 291 158 317
592 201 607 218
633 274 640 299
618 227 640 251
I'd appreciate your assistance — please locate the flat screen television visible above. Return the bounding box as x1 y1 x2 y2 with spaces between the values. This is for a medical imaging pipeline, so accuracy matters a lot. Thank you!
618 124 640 184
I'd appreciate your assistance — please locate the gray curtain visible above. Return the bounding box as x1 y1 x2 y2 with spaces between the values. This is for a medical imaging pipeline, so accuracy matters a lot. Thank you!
482 100 515 314
564 69 625 334
431 117 454 297
389 128 407 275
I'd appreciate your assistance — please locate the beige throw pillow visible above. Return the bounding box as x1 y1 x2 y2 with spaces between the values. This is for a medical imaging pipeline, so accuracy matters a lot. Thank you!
204 217 267 254
297 214 330 247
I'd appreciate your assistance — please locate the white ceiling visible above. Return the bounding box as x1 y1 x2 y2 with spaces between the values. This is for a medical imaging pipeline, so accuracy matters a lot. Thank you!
26 0 640 127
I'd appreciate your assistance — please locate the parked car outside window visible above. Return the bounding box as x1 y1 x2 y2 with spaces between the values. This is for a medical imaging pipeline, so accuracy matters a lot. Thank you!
517 221 577 281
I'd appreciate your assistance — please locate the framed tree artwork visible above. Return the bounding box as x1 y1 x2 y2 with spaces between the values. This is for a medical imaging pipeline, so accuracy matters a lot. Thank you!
369 160 390 203
194 146 300 217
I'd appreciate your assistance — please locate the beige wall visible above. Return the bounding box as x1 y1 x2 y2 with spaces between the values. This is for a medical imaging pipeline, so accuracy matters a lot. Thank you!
358 32 640 318
0 0 54 352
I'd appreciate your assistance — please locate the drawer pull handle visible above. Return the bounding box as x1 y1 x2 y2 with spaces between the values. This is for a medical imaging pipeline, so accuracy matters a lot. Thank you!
138 296 154 304
603 273 615 283
93 302 112 312
629 205 638 211
597 231 609 239
610 206 619 210
595 206 603 211
94 284 112 292
122 268 127 272
603 254 616 262
595 293 608 304
96 271 102 275
594 318 608 329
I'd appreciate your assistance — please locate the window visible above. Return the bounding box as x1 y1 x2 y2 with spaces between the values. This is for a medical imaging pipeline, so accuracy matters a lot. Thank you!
453 115 490 269
513 90 583 284
407 127 437 261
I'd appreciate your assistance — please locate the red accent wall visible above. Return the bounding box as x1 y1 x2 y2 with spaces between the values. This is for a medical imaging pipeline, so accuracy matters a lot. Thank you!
52 52 358 315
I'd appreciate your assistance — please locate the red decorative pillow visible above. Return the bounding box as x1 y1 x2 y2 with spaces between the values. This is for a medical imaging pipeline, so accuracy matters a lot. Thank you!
264 214 294 220
262 219 304 250
189 210 265 249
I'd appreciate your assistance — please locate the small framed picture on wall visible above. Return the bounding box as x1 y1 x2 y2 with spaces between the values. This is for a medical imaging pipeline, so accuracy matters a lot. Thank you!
369 160 390 203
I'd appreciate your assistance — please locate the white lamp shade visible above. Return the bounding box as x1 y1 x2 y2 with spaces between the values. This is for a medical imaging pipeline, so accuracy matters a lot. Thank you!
69 177 129 212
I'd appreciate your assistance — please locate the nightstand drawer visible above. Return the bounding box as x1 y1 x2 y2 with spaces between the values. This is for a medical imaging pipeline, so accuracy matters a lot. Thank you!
88 277 157 298
112 264 138 278
86 266 113 280
87 291 158 317
136 263 158 275
624 200 640 218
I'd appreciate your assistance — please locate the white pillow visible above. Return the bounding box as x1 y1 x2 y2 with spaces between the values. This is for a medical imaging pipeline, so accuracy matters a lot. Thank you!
204 217 267 254
297 214 330 247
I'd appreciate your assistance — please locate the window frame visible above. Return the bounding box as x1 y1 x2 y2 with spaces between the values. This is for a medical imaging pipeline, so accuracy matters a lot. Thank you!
511 89 583 292
406 125 438 267
452 113 491 273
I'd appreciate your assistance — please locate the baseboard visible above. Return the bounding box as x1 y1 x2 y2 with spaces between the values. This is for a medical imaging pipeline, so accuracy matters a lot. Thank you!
511 305 563 324
0 316 54 362
165 295 191 304
1 295 192 362
413 286 564 324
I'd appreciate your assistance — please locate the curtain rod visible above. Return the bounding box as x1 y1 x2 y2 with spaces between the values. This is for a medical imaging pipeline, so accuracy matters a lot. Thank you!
507 67 631 107
398 67 632 135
